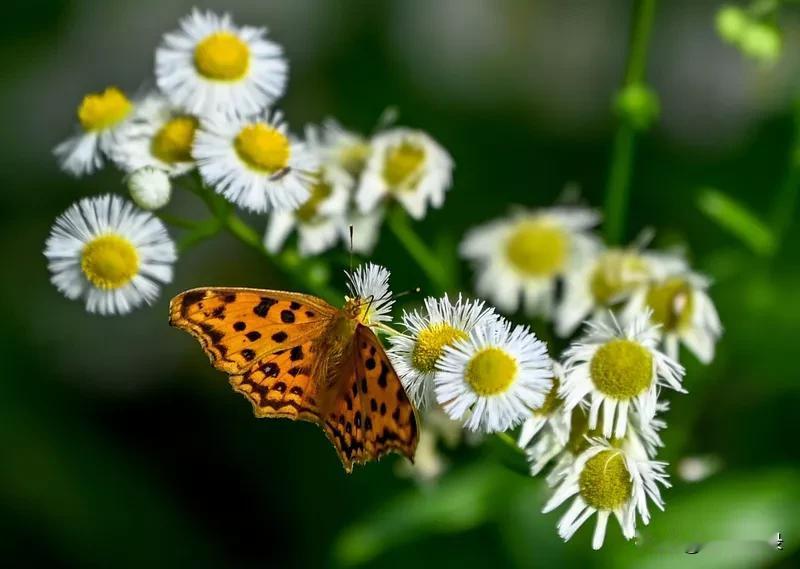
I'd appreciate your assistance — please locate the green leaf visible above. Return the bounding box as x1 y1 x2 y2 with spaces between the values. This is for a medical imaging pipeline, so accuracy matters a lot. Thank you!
697 187 776 255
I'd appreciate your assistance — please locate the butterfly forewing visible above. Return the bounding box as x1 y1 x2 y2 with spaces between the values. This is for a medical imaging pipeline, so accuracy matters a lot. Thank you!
230 339 322 421
169 288 337 374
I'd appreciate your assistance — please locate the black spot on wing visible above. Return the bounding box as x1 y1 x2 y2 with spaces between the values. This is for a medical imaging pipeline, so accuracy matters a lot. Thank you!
181 290 206 311
253 297 277 318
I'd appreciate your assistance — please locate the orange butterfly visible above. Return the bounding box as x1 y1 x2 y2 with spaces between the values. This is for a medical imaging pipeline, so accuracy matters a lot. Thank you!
168 266 418 472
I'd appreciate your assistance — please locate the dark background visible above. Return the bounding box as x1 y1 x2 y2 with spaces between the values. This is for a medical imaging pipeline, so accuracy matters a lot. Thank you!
1 1 799 567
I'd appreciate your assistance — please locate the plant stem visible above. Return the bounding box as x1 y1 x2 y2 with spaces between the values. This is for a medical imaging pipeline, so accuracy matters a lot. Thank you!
175 176 341 304
495 432 524 455
156 212 206 230
387 207 453 293
770 101 800 249
177 218 222 253
603 0 658 244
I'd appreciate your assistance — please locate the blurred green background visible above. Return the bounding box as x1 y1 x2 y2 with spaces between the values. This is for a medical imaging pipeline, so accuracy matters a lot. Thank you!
2 0 799 567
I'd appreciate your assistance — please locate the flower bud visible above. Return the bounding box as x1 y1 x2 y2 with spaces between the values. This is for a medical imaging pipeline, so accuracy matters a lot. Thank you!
614 84 660 131
716 5 748 45
740 21 782 64
127 167 171 210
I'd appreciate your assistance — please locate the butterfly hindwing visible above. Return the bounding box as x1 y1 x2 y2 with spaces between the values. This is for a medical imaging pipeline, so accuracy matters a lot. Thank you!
169 287 336 374
322 324 419 472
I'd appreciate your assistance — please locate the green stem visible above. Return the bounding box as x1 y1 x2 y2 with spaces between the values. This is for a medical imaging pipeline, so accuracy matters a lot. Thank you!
175 175 341 304
387 208 453 293
156 212 206 230
177 218 222 253
770 102 800 249
496 432 524 455
603 0 658 244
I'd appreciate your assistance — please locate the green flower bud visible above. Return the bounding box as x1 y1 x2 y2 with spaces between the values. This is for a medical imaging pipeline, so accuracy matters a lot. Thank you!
716 5 749 45
740 21 782 64
614 84 660 130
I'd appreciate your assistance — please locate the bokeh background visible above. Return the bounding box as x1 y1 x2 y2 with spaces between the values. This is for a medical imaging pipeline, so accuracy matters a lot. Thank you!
2 0 799 567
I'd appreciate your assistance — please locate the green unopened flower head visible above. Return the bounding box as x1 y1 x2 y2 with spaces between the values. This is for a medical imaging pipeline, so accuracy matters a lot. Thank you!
740 21 782 64
716 5 749 44
615 84 660 130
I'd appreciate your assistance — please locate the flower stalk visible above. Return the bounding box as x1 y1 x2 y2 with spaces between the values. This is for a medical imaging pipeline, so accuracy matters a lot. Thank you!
604 0 659 244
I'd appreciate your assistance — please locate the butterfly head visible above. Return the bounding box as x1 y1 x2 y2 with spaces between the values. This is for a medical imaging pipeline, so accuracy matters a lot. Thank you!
343 295 374 325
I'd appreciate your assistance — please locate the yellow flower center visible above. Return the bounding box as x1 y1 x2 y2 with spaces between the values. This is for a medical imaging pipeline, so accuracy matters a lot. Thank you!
565 409 591 455
565 409 619 455
151 116 198 164
589 250 650 305
382 141 426 188
80 234 140 290
505 220 568 277
579 450 632 510
339 142 371 177
590 339 653 400
465 347 518 396
411 323 468 373
77 87 133 132
534 377 561 416
296 175 333 222
646 277 694 331
194 32 250 81
234 124 291 174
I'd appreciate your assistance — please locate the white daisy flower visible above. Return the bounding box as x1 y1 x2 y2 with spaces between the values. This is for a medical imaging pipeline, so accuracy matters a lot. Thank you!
127 167 172 211
264 165 351 256
555 246 684 338
54 86 136 176
357 128 453 219
560 311 685 439
44 194 177 315
194 110 316 213
461 207 600 317
518 361 569 447
309 119 372 179
630 400 669 459
345 263 394 326
111 94 198 176
539 408 598 488
388 294 497 409
155 9 287 117
543 435 670 550
435 318 552 433
623 269 722 364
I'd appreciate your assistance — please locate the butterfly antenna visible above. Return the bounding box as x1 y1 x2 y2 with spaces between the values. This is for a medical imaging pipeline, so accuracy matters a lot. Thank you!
349 224 354 273
392 287 422 300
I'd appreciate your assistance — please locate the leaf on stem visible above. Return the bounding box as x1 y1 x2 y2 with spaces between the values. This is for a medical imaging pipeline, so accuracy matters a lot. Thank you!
697 187 776 256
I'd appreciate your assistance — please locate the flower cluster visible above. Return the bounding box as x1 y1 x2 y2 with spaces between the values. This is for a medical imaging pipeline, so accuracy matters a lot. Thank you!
43 7 724 553
46 9 453 315
456 206 722 547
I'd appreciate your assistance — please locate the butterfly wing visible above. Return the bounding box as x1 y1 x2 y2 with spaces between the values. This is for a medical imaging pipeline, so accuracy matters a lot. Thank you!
229 338 323 422
170 288 418 473
321 324 419 472
169 287 337 374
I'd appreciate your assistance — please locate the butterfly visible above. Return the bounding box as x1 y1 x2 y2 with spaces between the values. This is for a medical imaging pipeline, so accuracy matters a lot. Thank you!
168 272 418 473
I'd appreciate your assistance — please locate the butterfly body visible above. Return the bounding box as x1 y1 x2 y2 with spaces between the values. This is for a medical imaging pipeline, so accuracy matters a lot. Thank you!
169 287 418 472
